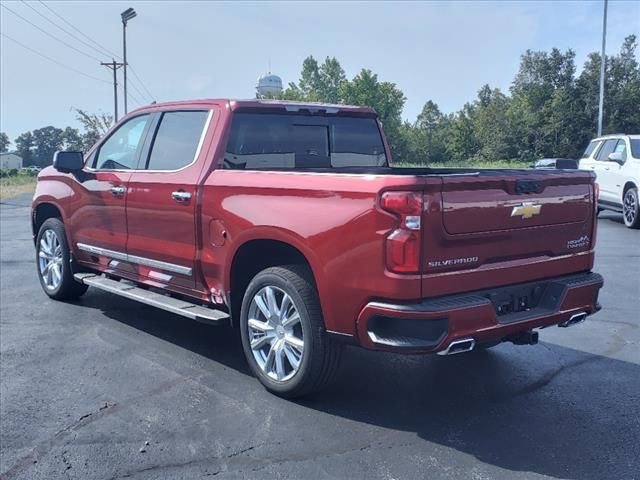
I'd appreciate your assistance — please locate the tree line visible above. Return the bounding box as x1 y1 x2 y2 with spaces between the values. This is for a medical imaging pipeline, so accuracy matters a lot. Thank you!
266 34 639 163
1 35 638 167
0 110 112 168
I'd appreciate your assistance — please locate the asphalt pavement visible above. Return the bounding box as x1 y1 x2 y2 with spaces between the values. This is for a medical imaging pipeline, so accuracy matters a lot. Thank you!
1 193 638 480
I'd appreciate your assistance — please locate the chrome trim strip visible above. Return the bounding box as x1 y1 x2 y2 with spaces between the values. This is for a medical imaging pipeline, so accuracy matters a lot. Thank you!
212 169 481 178
76 243 193 276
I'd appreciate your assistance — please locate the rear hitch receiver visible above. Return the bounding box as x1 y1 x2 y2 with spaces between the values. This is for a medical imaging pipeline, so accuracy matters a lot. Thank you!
506 329 539 346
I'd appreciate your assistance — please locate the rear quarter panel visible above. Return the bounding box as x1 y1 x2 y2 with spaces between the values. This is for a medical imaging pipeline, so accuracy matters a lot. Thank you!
200 170 431 335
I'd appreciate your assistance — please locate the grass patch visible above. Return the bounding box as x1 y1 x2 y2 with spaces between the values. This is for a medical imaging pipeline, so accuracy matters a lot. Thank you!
0 175 37 201
396 159 532 169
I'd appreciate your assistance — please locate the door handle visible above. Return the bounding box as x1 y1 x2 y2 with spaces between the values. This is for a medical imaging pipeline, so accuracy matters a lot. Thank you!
110 186 126 196
171 190 192 202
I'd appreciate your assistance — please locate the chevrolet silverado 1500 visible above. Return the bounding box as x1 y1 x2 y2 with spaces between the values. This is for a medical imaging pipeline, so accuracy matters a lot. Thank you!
32 99 603 397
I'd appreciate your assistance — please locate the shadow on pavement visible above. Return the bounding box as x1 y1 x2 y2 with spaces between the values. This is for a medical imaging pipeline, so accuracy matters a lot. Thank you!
79 289 638 480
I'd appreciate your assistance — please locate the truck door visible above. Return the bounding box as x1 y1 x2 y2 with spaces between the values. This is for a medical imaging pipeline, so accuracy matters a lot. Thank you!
125 109 214 293
70 114 151 272
592 138 619 203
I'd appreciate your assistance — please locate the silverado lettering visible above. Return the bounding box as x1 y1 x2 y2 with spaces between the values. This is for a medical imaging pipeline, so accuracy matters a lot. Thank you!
32 99 604 397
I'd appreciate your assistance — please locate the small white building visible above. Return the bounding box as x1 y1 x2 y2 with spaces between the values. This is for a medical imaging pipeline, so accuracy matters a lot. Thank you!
0 153 23 170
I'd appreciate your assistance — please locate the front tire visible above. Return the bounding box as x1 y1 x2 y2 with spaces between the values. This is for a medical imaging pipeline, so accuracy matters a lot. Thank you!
623 187 640 229
36 218 88 300
239 265 342 398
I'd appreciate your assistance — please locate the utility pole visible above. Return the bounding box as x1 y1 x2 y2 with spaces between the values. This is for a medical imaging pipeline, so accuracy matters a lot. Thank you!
121 8 137 115
597 0 608 137
101 59 124 121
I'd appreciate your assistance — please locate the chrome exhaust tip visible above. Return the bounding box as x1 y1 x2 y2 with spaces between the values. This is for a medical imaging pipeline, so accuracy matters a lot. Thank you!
437 337 476 355
559 311 588 328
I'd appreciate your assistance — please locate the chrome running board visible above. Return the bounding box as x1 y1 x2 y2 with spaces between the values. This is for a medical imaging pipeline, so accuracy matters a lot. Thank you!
74 273 229 325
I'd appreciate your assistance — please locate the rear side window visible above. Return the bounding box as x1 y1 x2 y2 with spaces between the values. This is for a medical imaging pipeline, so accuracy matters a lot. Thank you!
582 140 600 159
595 139 618 161
145 110 210 171
613 140 627 161
223 113 387 169
631 139 640 158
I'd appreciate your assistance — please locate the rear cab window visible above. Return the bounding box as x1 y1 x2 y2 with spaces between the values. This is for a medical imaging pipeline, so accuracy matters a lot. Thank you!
595 139 618 161
223 112 387 170
145 110 210 171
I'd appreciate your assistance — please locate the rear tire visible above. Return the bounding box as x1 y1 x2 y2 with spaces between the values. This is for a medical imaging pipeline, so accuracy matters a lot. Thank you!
622 187 640 229
239 265 342 398
36 218 88 300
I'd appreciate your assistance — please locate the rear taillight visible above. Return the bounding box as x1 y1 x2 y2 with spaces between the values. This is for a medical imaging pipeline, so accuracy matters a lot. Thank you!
594 182 600 211
380 191 423 273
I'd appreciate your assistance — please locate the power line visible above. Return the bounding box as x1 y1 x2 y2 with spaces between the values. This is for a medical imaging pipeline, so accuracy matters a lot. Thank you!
20 0 114 60
127 75 152 104
1 33 111 85
1 3 102 62
36 0 122 61
128 65 155 101
34 0 155 102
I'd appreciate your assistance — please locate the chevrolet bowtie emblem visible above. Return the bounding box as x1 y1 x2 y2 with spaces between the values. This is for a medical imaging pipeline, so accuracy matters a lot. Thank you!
511 202 542 219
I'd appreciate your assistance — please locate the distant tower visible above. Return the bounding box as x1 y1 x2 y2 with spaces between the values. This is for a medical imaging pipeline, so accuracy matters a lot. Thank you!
256 72 283 97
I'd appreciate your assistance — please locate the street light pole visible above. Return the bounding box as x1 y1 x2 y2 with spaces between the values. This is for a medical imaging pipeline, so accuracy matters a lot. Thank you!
597 0 608 137
121 8 137 115
122 21 127 115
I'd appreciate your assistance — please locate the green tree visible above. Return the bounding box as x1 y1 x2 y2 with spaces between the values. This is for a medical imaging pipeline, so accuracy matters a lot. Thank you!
74 109 113 151
63 127 84 151
339 69 406 159
0 132 9 153
298 56 322 101
32 126 65 167
510 47 579 159
15 131 35 166
411 100 450 163
473 85 513 160
318 57 346 103
447 104 478 161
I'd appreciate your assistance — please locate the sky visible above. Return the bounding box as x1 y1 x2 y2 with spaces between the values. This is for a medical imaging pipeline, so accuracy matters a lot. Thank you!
1 0 639 144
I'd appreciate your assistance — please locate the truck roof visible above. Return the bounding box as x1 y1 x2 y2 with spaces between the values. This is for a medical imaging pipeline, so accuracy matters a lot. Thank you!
130 99 377 115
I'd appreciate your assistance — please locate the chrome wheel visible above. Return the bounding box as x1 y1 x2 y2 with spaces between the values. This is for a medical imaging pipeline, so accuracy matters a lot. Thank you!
247 286 304 381
38 229 63 290
623 189 637 226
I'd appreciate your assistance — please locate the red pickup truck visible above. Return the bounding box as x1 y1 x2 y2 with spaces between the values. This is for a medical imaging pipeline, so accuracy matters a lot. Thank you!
32 99 603 397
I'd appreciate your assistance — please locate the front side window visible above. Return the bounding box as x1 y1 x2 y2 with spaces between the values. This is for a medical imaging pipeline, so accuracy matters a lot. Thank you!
223 113 387 169
582 140 600 159
595 139 618 161
94 115 149 170
145 110 210 171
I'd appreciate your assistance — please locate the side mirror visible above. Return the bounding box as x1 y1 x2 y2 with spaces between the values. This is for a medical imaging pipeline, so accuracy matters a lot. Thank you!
53 151 84 173
608 152 624 165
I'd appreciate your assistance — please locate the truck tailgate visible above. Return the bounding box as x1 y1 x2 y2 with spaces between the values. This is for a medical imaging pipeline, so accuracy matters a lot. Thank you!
421 171 596 296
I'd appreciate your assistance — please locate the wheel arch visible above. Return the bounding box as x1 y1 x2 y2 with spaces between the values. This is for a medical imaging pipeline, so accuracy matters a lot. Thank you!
32 202 64 242
623 181 637 197
228 237 320 327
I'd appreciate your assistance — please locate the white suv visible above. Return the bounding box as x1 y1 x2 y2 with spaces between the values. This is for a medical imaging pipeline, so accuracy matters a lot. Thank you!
579 134 640 229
